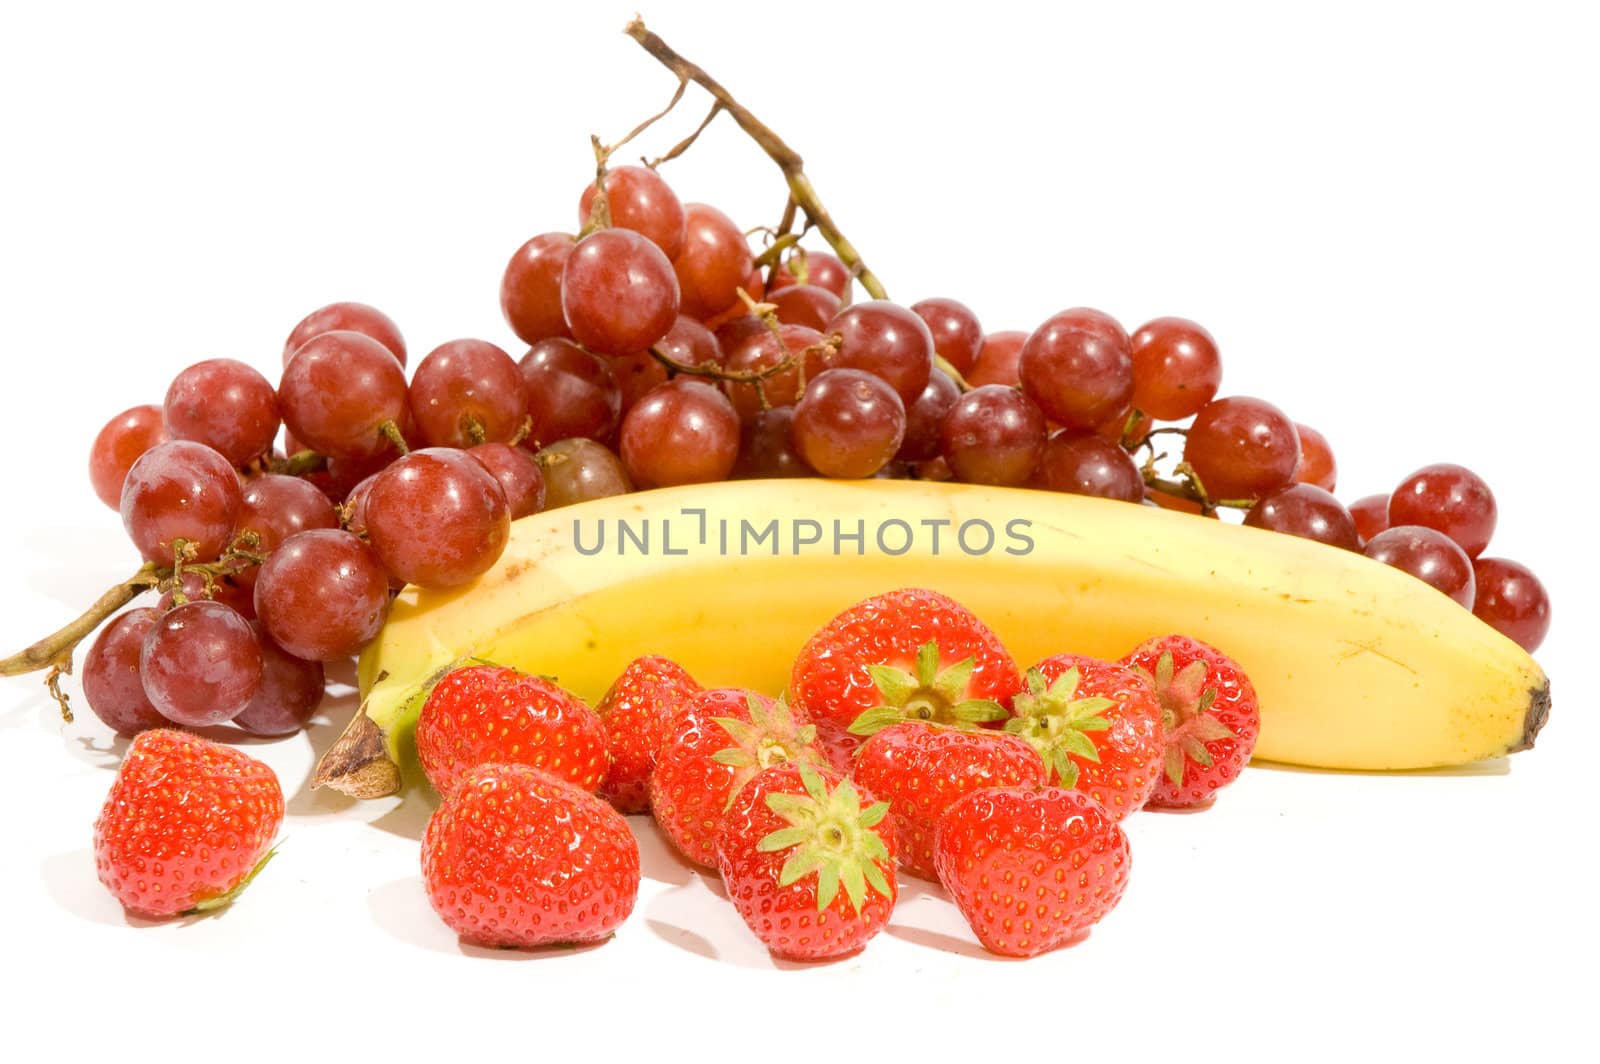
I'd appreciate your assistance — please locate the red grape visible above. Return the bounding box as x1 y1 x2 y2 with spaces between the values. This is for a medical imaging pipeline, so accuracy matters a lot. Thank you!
939 385 1046 486
714 313 768 358
364 449 511 589
827 300 935 407
966 330 1027 388
501 232 576 345
283 301 405 368
1033 432 1144 503
468 443 546 519
233 473 340 586
791 369 906 479
770 248 851 300
232 623 325 737
519 338 622 447
1129 316 1221 421
1293 423 1337 492
410 339 528 448
1243 484 1360 550
1471 558 1551 653
1095 409 1153 448
1363 526 1475 607
656 315 723 370
1389 463 1497 558
1019 308 1134 431
896 369 961 462
535 438 634 508
157 569 256 619
81 608 168 735
769 284 841 331
254 529 391 660
140 600 262 727
562 228 680 356
162 359 279 468
910 297 983 376
579 165 687 260
1349 493 1391 545
609 351 672 414
619 379 741 488
120 440 242 564
278 330 410 461
89 404 168 510
672 203 754 320
1183 396 1301 501
734 407 808 479
723 323 828 422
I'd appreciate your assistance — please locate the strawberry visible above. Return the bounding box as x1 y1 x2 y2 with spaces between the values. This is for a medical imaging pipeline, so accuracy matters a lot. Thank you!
850 721 1046 879
716 762 898 960
789 587 1024 756
1121 634 1261 808
594 655 702 814
414 662 609 797
933 784 1131 958
1003 654 1163 820
649 688 828 868
94 729 284 919
422 762 640 948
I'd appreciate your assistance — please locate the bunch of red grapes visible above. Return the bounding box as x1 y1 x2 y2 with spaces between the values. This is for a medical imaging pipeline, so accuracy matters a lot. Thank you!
75 161 1549 741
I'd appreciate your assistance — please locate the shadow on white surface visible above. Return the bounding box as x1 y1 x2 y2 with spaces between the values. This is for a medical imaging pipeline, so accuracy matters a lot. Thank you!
367 874 613 961
370 787 440 839
39 846 211 930
284 683 363 819
630 814 697 888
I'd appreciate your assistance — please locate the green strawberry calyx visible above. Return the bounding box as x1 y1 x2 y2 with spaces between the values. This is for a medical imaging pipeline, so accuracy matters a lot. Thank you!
1002 666 1117 788
188 844 281 916
847 639 1008 737
758 763 893 915
1130 650 1237 787
711 694 824 809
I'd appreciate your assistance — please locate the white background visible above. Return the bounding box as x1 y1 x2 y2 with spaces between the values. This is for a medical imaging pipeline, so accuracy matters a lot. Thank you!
1 1 1593 1059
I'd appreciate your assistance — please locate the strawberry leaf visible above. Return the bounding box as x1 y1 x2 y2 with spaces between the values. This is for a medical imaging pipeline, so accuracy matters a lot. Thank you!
868 663 919 705
915 640 940 687
1189 715 1236 742
848 705 907 737
1164 744 1186 786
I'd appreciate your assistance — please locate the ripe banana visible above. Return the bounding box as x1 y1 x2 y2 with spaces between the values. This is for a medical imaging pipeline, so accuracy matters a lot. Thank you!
314 478 1550 797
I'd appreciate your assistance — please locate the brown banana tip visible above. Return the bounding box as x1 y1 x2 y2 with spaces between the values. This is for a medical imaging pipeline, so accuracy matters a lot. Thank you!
1513 678 1551 754
312 712 403 799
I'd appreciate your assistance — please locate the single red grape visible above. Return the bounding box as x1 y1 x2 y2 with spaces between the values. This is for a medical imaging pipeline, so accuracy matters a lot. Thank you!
1183 396 1301 502
897 369 961 462
1349 493 1391 545
714 314 768 359
722 324 828 422
827 301 935 407
1019 308 1134 431
232 472 340 592
579 164 687 260
1095 409 1153 448
520 338 622 447
609 351 671 415
1293 423 1337 492
769 284 841 331
81 608 168 735
254 529 391 661
562 229 680 356
283 301 405 368
1129 316 1221 421
278 330 410 461
140 600 262 727
733 407 808 479
1389 463 1497 558
791 369 906 479
501 232 576 345
1364 526 1475 607
619 379 741 488
1471 558 1551 653
468 443 546 519
410 339 528 448
89 404 168 510
911 297 983 376
672 203 754 320
1243 484 1360 550
120 440 242 564
1032 432 1145 503
656 315 723 370
939 385 1046 486
535 438 634 508
770 248 851 300
965 330 1027 388
232 622 325 737
364 449 511 589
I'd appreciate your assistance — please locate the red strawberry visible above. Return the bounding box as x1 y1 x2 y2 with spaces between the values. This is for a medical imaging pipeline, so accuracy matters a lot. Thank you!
789 587 1024 755
594 655 702 814
422 762 640 948
1003 654 1163 820
934 785 1131 958
414 662 609 797
649 688 827 868
94 729 284 919
851 721 1046 879
1121 635 1261 808
716 762 898 960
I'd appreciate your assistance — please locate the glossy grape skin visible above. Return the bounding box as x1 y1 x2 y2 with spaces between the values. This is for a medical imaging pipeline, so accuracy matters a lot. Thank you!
468 443 546 519
656 315 723 370
90 404 168 510
896 369 961 462
616 380 741 488
501 232 576 345
791 369 907 479
768 284 840 331
283 301 406 368
156 569 256 619
1388 463 1497 558
939 385 1047 486
733 407 808 479
713 314 768 360
1293 423 1337 492
81 608 168 735
579 164 687 260
769 248 851 300
1244 484 1360 550
232 623 325 737
1183 396 1301 502
722 324 828 422
1032 432 1144 503
672 203 754 320
163 359 280 468
535 438 634 508
1349 493 1391 545
228 472 340 599
410 339 528 448
1019 308 1134 431
1363 526 1476 607
364 448 511 590
1471 558 1551 652
120 440 242 564
139 600 262 727
278 330 411 461
561 229 680 356
254 529 391 661
519 338 622 448
965 330 1027 388
609 352 671 415
1129 317 1221 421
911 297 983 376
827 301 935 407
